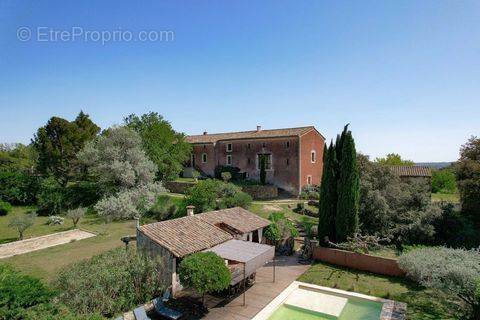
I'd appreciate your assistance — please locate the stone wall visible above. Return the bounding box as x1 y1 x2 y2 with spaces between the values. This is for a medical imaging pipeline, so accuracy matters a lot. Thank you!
165 181 196 194
241 185 278 199
312 246 405 277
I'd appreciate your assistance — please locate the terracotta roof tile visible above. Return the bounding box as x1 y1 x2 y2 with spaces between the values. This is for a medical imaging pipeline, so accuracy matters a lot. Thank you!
186 126 317 144
389 165 432 177
138 207 271 257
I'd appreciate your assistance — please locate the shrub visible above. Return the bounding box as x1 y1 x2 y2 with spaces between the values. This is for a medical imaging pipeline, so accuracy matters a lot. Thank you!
36 177 66 216
146 195 178 221
8 213 36 240
66 207 86 227
399 247 480 319
0 170 39 205
22 302 103 320
0 264 54 320
0 199 12 216
300 185 320 200
55 248 167 317
264 212 298 241
221 171 232 182
178 252 231 305
214 165 241 180
432 168 457 194
46 215 64 226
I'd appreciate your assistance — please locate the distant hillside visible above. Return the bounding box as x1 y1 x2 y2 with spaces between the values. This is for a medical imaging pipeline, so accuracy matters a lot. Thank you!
415 162 453 169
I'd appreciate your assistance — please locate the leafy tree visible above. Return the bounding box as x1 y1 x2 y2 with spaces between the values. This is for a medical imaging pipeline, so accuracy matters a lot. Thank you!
0 170 39 205
318 142 337 243
455 136 480 227
0 143 36 171
178 252 231 306
0 200 12 216
32 112 99 186
335 131 359 242
56 248 166 317
66 207 86 228
78 126 157 195
432 168 457 194
399 247 480 319
125 112 191 182
36 177 66 215
0 264 54 320
375 153 414 166
147 195 178 221
8 213 36 240
259 154 267 185
264 212 299 241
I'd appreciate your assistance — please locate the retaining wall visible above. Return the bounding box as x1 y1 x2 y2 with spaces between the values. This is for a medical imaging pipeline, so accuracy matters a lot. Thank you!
312 246 405 277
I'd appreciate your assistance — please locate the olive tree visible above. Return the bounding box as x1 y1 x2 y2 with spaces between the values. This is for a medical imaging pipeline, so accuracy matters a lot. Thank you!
178 252 231 306
66 207 86 228
8 213 36 240
399 247 480 319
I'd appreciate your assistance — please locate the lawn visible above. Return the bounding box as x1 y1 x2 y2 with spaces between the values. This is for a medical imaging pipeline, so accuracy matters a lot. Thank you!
298 262 464 320
249 202 318 225
431 192 460 203
1 206 136 282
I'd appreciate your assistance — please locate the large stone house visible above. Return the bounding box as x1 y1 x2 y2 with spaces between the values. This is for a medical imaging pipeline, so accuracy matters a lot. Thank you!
388 165 432 184
136 206 272 295
185 126 325 195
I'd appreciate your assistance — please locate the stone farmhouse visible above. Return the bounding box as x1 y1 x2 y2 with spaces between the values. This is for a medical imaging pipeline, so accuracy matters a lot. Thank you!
136 206 273 296
185 126 325 195
389 165 432 184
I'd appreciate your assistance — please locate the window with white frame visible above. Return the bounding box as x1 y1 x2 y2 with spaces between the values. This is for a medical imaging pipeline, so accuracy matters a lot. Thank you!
307 175 312 185
311 150 316 163
201 153 207 163
257 154 272 170
226 143 232 152
226 154 232 166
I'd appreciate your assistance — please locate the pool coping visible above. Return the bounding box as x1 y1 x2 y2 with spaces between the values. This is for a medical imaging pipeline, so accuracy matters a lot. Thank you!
251 281 406 320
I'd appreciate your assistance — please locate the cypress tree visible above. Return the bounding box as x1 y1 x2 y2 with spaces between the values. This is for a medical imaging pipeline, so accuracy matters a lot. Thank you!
318 142 337 244
335 131 359 242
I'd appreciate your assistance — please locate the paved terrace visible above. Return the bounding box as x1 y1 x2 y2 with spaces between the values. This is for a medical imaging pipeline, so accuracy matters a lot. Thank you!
202 253 310 320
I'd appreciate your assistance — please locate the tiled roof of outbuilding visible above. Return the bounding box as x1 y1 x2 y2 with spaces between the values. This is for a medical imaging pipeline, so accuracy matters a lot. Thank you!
389 165 432 177
138 207 271 258
186 126 317 144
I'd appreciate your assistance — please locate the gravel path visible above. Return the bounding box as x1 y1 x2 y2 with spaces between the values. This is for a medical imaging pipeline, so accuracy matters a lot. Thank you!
0 229 95 259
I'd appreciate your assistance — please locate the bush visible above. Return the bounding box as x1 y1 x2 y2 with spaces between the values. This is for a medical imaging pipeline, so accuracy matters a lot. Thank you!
300 185 320 200
0 170 39 205
221 171 232 182
0 200 12 216
146 195 178 221
0 264 54 320
264 212 298 241
214 165 241 180
55 248 167 317
432 168 457 194
36 177 66 216
399 247 480 319
178 252 231 304
22 302 103 320
46 215 64 226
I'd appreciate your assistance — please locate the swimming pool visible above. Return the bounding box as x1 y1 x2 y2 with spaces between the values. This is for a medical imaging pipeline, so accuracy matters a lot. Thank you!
252 281 405 320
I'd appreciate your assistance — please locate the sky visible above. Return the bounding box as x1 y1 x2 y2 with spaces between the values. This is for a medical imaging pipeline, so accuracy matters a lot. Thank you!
0 1 479 162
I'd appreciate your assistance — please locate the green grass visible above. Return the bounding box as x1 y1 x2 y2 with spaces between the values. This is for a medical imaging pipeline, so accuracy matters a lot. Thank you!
298 262 464 320
431 192 460 203
1 206 136 283
249 202 318 224
174 177 197 183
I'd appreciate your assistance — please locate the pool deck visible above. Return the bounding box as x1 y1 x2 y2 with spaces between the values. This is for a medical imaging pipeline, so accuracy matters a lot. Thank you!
202 253 311 320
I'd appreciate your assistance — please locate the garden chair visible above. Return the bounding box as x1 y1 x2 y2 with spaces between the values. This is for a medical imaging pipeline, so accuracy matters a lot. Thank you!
133 306 151 320
153 297 183 320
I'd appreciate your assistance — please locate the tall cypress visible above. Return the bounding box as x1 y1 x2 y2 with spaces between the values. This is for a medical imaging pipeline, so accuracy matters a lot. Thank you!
318 142 337 244
335 131 360 242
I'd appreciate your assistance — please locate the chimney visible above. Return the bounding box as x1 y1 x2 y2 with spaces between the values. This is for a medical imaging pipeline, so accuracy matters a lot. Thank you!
256 125 261 132
186 205 195 216
203 131 208 135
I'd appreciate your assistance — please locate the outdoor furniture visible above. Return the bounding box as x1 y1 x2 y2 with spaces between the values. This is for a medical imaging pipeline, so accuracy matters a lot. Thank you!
133 306 151 320
153 297 183 320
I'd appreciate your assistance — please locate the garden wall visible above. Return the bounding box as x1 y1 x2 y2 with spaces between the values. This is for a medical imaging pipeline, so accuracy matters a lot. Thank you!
165 181 196 194
241 185 278 199
312 246 405 277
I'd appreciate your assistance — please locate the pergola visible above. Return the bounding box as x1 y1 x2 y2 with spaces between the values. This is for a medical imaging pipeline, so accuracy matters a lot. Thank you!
205 239 275 306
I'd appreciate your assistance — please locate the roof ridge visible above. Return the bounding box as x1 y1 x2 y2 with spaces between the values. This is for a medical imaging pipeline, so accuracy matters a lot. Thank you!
188 125 314 137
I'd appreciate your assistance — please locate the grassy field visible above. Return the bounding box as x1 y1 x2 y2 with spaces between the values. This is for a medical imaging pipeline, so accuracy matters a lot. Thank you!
298 262 464 320
1 207 135 282
431 192 460 203
249 202 318 224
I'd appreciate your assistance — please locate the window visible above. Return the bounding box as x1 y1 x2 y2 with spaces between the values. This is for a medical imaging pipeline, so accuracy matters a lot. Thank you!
257 154 272 170
247 158 251 165
226 155 232 166
226 143 232 152
286 141 290 148
201 153 207 163
190 154 196 167
247 143 251 149
311 150 316 163
307 175 312 185
286 158 290 166
262 142 266 148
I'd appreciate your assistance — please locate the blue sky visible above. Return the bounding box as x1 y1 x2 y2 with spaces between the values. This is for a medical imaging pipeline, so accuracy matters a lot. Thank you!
0 1 479 162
